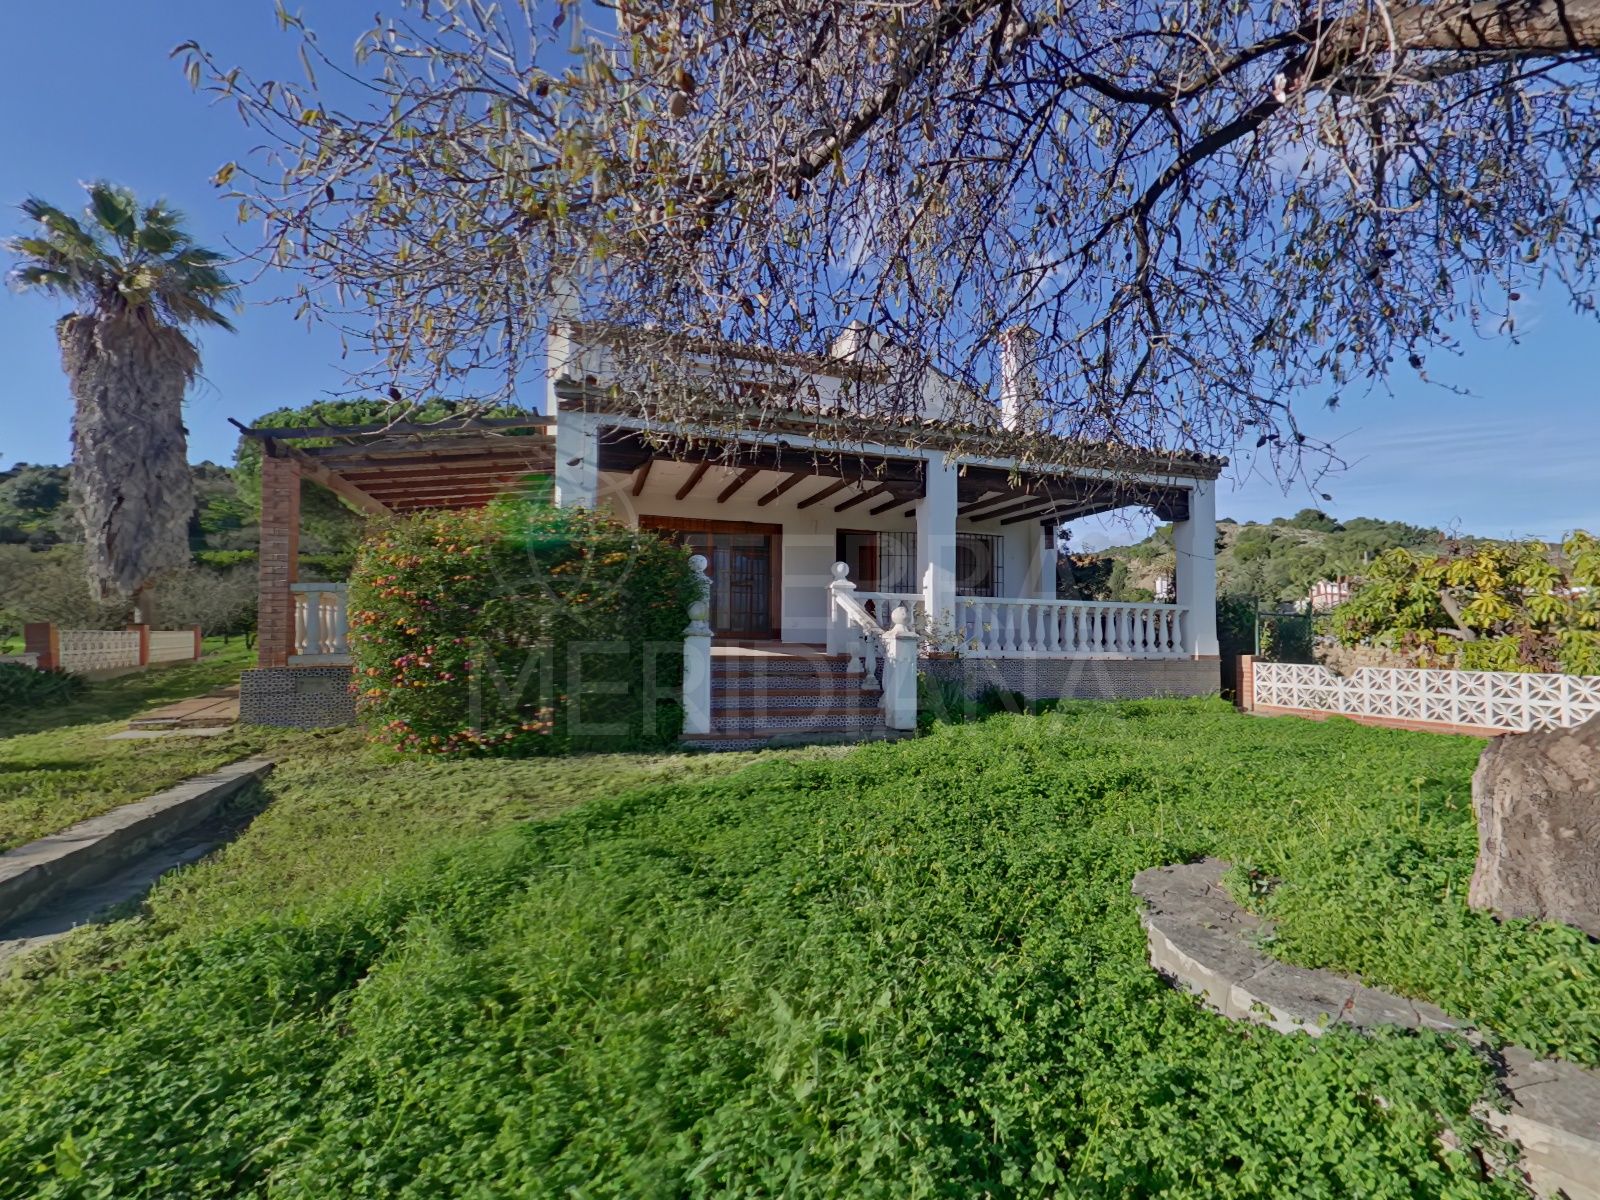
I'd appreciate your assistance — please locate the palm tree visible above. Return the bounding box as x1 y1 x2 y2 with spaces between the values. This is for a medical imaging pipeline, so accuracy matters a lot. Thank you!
6 182 238 625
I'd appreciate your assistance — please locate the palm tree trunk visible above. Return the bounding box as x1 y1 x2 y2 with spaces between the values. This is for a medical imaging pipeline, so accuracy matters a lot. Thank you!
58 312 196 609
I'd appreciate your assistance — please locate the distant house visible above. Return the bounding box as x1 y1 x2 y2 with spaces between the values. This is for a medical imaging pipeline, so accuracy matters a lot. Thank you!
1307 577 1355 611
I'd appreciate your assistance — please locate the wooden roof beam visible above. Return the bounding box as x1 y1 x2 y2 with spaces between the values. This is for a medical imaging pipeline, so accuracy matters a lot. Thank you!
757 470 810 507
305 434 554 462
631 458 654 497
267 441 391 518
716 467 760 503
675 461 712 501
960 492 1034 521
795 478 853 510
868 493 910 516
1000 503 1063 526
240 414 553 442
965 494 1068 525
318 452 554 474
835 486 892 513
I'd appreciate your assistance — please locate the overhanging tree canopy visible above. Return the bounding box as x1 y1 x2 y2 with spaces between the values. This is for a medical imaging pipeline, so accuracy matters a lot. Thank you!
181 0 1600 479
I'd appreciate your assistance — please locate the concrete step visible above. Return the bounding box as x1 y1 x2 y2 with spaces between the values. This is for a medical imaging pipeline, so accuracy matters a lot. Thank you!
681 726 913 753
712 657 855 679
713 685 881 706
713 708 885 734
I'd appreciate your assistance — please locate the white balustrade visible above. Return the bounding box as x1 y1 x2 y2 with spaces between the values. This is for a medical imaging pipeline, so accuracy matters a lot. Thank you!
290 583 351 662
827 563 918 730
854 591 925 631
951 597 1188 659
1252 662 1600 733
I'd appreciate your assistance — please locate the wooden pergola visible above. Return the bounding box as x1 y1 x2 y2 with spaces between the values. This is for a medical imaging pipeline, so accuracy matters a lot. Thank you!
241 415 557 667
238 415 558 515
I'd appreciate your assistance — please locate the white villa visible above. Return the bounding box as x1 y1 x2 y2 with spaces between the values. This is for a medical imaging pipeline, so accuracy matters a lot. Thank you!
240 321 1224 743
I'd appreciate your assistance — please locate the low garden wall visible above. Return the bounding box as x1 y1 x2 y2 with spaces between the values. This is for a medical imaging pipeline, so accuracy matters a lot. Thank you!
1238 656 1600 735
23 622 203 678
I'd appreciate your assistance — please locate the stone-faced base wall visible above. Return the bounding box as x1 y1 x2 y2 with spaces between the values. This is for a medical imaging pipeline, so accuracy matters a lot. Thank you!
240 666 357 729
921 656 1219 701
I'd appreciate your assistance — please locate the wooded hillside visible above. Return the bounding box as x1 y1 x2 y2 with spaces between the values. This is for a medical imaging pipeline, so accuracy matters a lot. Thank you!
1069 509 1451 605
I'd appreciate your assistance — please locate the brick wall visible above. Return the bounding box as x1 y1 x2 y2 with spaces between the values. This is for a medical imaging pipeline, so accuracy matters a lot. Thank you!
256 453 302 668
1236 654 1254 711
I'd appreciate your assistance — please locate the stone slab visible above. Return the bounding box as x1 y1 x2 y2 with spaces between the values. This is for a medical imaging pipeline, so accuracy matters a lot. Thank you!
1132 858 1600 1200
0 758 274 928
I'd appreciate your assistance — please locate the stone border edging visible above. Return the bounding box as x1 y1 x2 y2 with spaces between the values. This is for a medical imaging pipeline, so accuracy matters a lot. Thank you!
0 757 275 929
1132 859 1600 1200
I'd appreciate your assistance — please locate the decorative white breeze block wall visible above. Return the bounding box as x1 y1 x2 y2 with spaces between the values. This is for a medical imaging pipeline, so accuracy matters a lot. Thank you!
1252 663 1600 733
56 630 143 675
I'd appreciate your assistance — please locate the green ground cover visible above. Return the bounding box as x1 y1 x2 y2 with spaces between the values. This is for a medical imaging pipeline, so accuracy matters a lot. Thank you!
2 700 1596 1197
0 641 265 851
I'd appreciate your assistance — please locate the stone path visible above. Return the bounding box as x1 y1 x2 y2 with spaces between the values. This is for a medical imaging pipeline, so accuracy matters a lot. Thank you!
1132 859 1600 1200
125 684 240 731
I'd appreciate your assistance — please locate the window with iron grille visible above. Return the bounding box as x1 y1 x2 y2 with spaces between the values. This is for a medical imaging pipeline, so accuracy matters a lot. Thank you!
877 531 918 592
956 533 1004 597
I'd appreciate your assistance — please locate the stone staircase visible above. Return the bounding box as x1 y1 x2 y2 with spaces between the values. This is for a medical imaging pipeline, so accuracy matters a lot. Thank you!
681 648 906 751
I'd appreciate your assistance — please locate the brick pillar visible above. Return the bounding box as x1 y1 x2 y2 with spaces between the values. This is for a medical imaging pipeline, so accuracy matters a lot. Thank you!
257 453 302 668
1236 654 1254 711
23 622 59 671
127 624 150 666
192 624 204 660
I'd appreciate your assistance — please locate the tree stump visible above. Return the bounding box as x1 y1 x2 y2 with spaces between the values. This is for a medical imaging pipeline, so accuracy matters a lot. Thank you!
1468 714 1600 937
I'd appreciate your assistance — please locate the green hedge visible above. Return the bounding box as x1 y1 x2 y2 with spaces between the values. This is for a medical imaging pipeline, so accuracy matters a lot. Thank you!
348 500 699 755
0 662 84 712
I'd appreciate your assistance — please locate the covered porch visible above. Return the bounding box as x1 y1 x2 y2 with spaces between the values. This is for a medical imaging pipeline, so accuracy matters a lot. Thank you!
561 404 1221 665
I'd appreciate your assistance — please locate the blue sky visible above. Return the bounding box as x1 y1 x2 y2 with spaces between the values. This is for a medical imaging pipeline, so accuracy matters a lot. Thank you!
2 2 1596 543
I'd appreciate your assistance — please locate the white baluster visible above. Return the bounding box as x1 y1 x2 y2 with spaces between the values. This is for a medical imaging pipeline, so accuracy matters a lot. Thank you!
303 590 322 658
331 588 349 655
857 626 881 692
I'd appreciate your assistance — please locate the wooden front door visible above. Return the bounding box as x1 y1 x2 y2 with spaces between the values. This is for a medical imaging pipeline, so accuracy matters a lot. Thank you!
641 517 782 639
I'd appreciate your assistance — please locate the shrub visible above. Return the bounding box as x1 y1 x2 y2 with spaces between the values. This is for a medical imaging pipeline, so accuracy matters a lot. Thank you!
348 499 699 755
0 662 84 712
916 671 972 729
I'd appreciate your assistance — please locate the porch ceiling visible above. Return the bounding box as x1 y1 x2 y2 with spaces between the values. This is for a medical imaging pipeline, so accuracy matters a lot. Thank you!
617 458 899 514
597 429 925 510
597 430 1190 524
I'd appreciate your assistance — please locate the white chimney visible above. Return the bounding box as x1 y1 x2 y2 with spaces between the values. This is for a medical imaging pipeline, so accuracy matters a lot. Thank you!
998 326 1042 432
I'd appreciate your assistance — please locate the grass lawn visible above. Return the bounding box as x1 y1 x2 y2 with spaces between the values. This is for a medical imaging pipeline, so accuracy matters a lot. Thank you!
0 640 276 851
2 700 1597 1197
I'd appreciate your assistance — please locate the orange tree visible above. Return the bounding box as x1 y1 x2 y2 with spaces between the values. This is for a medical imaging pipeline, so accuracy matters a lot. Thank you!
1333 533 1600 673
347 498 699 755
